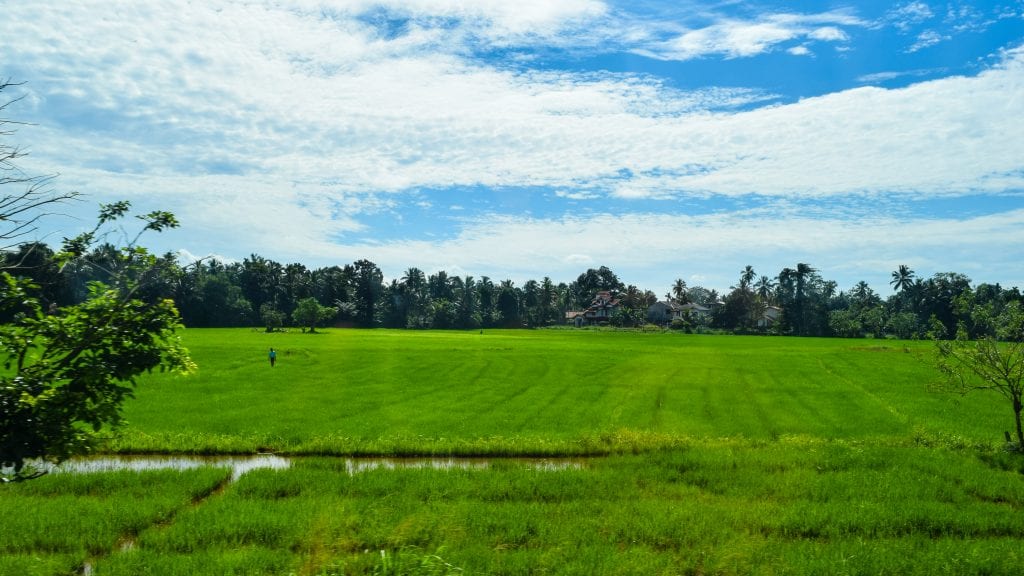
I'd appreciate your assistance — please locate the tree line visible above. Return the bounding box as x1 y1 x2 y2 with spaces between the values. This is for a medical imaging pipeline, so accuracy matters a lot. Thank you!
4 242 1022 340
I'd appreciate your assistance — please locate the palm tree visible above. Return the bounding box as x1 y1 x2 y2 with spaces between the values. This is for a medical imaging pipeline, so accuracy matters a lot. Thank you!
755 275 776 303
539 277 556 325
793 263 816 336
671 278 688 303
777 268 795 299
740 265 756 291
890 265 915 292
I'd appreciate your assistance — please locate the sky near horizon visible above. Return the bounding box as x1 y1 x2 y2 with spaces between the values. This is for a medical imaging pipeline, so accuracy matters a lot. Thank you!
2 1 1023 296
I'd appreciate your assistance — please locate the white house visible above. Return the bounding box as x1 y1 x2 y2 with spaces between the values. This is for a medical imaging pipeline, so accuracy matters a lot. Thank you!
758 306 783 328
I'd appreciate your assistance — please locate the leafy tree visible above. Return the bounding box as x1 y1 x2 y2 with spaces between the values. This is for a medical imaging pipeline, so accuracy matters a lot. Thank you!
793 263 816 335
918 272 972 339
259 302 285 333
935 310 1024 447
828 309 863 338
522 279 540 326
427 270 453 302
349 259 383 327
292 296 335 333
430 298 457 329
575 266 623 302
0 242 73 312
176 261 252 327
538 277 557 326
1 203 193 481
496 281 520 327
311 266 350 313
859 305 887 338
887 311 919 340
239 254 283 315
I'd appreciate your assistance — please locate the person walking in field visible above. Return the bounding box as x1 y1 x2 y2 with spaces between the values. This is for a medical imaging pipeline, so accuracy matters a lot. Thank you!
269 347 277 367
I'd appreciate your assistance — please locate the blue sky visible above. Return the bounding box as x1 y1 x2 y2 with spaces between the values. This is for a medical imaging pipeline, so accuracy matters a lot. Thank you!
2 1 1023 295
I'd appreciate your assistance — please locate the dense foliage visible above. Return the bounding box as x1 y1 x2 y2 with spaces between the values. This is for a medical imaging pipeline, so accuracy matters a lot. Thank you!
0 205 194 481
5 244 1022 341
1 81 194 481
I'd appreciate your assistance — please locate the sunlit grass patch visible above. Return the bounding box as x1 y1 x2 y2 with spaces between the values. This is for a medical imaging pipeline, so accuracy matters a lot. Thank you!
117 329 1009 456
5 445 1024 575
12 330 1024 574
0 468 229 573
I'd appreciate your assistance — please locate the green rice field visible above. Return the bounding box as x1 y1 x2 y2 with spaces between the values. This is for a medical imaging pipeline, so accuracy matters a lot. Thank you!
113 329 1001 454
4 329 1024 575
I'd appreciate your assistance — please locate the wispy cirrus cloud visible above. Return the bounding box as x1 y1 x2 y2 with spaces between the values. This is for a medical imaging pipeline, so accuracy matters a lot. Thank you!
882 1 935 31
856 68 947 84
908 29 949 52
632 11 861 61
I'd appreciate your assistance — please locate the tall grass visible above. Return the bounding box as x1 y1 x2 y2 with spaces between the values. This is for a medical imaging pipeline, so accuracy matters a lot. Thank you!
9 331 1023 574
0 468 229 574
60 448 1024 575
113 329 1005 456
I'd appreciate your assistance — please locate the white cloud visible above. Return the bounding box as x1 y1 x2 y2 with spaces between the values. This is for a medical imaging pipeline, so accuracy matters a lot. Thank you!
908 29 948 52
635 11 859 61
333 208 1024 293
856 68 945 84
787 45 812 56
808 26 848 41
1 2 1023 293
884 2 935 31
4 4 1022 204
555 190 600 200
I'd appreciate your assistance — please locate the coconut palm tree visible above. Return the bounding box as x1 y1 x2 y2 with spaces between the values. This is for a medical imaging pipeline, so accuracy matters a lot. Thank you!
792 263 816 336
672 278 688 303
755 275 776 304
891 264 915 292
740 265 756 290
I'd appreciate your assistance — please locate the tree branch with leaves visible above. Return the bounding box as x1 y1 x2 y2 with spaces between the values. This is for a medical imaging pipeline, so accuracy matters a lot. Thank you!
0 80 193 481
935 311 1024 449
1 203 194 481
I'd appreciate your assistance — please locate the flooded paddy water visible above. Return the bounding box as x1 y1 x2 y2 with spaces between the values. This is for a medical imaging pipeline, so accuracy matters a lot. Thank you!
54 454 586 481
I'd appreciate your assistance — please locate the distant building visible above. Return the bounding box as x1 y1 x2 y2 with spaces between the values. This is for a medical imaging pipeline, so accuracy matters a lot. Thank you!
580 291 621 325
678 302 712 322
647 300 678 324
647 300 713 325
758 305 783 328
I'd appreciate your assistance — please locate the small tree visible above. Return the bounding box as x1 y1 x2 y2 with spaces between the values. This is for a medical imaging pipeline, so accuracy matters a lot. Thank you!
1 82 193 481
935 318 1024 448
1 203 194 481
292 297 335 333
259 302 285 333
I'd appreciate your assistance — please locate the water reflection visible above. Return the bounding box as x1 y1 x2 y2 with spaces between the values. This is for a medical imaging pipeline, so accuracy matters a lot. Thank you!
56 455 583 480
56 454 291 481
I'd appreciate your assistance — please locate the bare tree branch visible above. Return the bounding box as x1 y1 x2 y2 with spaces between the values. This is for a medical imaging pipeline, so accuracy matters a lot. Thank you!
0 79 80 255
